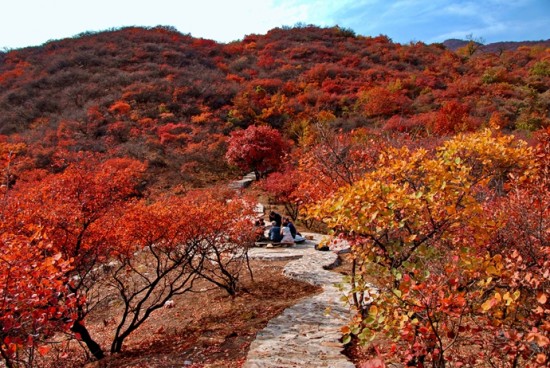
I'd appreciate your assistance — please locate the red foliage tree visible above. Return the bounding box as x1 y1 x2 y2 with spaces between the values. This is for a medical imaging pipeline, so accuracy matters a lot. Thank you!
261 168 301 220
3 163 259 361
5 155 147 360
225 125 289 180
0 230 75 368
433 100 476 135
357 86 410 119
108 100 132 115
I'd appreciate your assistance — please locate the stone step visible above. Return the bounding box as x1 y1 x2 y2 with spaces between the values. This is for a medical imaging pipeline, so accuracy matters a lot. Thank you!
228 178 254 189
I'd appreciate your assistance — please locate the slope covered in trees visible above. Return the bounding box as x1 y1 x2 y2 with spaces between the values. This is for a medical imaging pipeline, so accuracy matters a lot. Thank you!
0 25 548 189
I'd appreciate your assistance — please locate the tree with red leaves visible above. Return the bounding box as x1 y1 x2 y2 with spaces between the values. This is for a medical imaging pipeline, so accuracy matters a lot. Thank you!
4 155 146 361
262 168 301 221
225 125 289 180
2 159 259 362
0 230 75 368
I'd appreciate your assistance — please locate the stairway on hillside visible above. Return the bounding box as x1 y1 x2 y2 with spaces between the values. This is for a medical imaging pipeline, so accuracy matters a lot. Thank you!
228 172 257 190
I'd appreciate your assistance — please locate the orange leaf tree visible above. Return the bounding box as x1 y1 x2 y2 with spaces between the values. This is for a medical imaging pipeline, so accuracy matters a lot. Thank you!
187 188 258 296
3 158 259 360
106 188 258 352
481 128 550 367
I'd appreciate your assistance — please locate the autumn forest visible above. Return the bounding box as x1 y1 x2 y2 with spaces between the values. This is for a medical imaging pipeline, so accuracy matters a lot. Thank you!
0 25 549 367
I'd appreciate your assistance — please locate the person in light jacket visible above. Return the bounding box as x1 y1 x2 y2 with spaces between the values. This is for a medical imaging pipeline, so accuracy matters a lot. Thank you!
280 225 294 245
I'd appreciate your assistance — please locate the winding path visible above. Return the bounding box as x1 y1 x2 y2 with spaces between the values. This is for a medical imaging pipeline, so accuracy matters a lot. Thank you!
243 235 355 368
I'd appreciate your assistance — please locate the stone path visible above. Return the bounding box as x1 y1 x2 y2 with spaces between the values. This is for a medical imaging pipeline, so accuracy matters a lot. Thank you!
243 233 355 368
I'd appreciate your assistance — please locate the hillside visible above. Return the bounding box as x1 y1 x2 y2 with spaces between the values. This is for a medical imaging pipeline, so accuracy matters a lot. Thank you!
0 25 549 189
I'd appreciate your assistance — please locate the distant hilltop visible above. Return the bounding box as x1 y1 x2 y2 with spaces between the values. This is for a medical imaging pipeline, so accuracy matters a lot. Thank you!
442 38 550 53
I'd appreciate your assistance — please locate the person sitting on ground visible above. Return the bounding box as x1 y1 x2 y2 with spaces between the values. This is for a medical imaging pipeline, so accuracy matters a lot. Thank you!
283 217 300 238
254 217 268 241
268 221 283 242
280 224 295 245
283 217 306 243
269 211 282 227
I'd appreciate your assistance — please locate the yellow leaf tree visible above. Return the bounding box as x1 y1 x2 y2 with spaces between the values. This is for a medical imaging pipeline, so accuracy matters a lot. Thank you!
308 129 540 367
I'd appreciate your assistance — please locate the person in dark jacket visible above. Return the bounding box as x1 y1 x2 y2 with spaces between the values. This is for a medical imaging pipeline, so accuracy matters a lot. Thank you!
269 211 282 227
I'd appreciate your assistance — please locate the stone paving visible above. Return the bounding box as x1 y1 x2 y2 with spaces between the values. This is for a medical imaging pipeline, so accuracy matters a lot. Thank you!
243 233 355 368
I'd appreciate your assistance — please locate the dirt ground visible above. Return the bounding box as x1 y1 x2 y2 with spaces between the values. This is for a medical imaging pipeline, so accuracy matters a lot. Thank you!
54 259 321 368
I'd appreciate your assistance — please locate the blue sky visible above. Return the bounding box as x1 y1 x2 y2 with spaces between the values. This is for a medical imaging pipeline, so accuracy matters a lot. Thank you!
1 0 548 50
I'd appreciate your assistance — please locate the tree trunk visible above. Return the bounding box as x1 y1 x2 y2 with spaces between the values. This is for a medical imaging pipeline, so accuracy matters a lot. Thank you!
0 347 14 368
111 337 124 354
111 324 138 353
71 320 105 360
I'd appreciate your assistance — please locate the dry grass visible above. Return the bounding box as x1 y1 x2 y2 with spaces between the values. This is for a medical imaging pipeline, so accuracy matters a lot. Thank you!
47 260 321 368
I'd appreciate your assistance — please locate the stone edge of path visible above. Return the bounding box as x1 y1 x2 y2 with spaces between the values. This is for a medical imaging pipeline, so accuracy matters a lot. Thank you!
243 240 355 368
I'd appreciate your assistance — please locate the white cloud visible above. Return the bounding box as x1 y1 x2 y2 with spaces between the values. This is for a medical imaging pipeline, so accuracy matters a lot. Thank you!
442 3 480 17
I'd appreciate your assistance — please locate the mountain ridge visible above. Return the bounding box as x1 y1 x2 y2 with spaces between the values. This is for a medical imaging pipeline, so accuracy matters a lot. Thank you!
442 38 550 52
